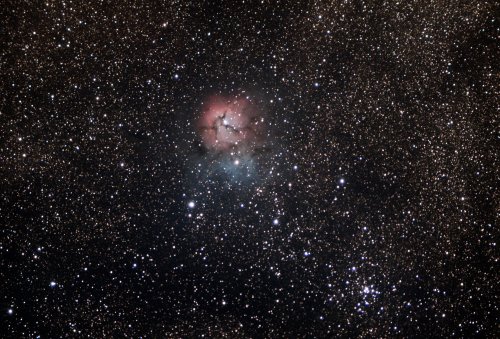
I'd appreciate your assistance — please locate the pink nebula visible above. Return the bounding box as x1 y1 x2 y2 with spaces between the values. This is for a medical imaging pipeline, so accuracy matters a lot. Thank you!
197 95 260 151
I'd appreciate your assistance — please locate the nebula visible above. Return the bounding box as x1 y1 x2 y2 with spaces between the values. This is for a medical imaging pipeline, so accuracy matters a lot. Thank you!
197 95 262 152
192 94 272 187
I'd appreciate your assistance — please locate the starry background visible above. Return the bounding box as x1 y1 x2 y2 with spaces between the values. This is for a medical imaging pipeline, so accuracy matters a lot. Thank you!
1 0 498 337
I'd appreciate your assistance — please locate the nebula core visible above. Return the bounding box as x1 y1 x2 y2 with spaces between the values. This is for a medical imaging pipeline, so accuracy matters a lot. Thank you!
197 95 262 152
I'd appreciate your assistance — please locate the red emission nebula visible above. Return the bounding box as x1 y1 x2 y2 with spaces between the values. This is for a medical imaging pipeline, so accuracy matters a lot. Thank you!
197 95 262 152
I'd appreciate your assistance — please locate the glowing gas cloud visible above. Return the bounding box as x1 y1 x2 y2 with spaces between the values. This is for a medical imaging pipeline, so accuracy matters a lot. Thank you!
197 95 263 152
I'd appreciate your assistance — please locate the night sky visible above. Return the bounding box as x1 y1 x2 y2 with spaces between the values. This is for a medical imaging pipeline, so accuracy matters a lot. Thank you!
1 1 498 337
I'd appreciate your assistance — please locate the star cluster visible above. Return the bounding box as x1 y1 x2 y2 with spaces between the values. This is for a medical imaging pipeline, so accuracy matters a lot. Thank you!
1 1 498 337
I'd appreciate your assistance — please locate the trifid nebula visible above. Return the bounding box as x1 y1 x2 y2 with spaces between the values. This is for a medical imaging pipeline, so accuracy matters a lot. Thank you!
1 1 498 337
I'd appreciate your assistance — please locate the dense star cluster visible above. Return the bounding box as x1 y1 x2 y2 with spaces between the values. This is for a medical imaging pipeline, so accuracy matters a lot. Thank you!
1 1 498 337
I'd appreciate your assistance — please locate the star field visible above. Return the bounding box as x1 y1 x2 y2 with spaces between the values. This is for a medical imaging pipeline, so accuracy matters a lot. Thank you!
1 1 498 337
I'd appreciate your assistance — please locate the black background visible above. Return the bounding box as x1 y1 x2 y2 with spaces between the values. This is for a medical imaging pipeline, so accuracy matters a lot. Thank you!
1 1 498 337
